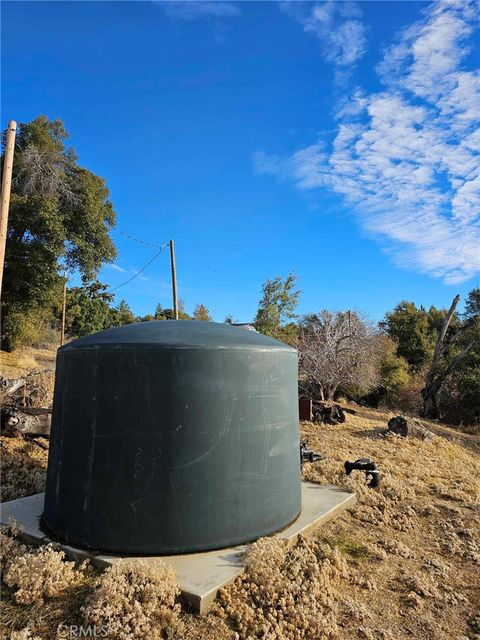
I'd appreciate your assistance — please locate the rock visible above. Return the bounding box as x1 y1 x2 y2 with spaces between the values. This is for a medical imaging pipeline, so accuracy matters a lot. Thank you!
387 416 434 442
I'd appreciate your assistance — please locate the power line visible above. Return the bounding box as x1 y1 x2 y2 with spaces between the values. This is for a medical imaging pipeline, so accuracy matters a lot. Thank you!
114 228 166 249
108 242 169 293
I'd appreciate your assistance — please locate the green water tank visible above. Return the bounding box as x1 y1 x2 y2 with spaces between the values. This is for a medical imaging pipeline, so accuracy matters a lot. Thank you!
43 321 301 554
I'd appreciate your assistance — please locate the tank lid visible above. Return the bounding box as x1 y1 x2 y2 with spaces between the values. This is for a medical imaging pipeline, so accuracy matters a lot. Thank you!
61 320 296 352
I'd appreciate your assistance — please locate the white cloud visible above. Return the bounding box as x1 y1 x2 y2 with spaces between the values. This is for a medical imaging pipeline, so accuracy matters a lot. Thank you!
280 1 367 67
257 0 480 284
155 1 240 20
105 263 126 273
255 144 328 190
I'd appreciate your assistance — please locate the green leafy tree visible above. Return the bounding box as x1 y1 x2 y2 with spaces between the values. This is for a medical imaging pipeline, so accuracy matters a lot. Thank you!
277 322 299 347
1 115 116 350
464 287 480 319
159 298 191 320
111 300 135 326
160 308 175 320
254 274 300 341
437 289 480 424
177 299 191 320
361 335 410 406
377 336 410 393
420 293 476 419
381 302 436 371
381 293 479 422
193 303 212 321
65 281 114 338
154 303 167 320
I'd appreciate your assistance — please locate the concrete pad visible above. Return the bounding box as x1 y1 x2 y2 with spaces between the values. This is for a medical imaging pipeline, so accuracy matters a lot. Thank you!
1 482 356 613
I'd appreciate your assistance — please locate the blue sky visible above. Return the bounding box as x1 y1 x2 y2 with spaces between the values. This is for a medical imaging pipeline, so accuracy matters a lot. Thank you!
2 0 479 321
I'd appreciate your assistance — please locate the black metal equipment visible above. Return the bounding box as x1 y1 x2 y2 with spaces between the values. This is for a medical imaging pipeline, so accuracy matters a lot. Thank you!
344 458 380 488
300 441 322 466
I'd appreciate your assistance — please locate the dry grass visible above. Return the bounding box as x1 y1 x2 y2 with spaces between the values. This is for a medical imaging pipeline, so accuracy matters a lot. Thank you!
0 437 48 501
8 627 43 640
4 544 87 605
0 347 56 378
214 536 347 639
82 560 181 640
1 404 479 639
0 524 94 639
1 576 95 640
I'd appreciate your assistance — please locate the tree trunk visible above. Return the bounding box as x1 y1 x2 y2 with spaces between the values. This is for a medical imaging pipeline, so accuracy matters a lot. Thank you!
325 383 338 400
421 342 473 419
421 388 439 420
421 294 462 419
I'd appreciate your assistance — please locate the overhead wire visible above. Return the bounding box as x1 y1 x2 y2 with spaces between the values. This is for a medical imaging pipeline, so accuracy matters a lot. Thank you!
114 228 167 249
107 241 170 293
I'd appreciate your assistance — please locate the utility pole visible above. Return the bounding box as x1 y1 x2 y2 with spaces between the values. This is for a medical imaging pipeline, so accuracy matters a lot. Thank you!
169 239 178 320
60 272 67 346
0 120 17 303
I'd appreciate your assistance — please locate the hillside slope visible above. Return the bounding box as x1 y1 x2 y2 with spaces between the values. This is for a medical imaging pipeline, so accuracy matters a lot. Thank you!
1 406 479 640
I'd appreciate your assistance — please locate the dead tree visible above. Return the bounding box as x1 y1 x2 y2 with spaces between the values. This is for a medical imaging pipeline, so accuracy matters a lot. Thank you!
421 294 473 419
298 310 380 401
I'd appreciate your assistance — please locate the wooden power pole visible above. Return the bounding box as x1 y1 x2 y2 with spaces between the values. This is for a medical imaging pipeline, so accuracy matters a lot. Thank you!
169 239 179 320
0 120 17 303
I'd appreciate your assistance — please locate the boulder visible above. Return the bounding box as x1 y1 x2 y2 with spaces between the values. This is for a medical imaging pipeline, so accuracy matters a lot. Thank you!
387 415 434 442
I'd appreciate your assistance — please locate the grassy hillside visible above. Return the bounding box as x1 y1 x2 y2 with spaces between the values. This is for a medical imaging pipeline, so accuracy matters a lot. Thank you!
1 403 478 640
0 347 56 377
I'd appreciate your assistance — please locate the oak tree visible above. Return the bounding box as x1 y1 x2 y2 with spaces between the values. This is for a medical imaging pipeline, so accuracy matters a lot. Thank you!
1 116 116 349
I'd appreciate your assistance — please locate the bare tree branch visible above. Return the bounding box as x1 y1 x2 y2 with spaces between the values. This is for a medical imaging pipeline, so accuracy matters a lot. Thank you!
298 310 381 401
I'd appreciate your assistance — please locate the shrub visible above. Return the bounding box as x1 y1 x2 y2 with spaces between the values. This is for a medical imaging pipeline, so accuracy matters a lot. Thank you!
3 544 85 604
8 627 43 640
438 367 480 426
0 522 27 572
1 307 59 352
217 536 346 640
82 559 180 640
387 370 425 414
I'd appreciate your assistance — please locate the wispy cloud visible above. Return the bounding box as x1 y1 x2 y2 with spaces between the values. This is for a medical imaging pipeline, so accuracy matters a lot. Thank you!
256 0 480 284
155 1 240 21
280 1 367 69
105 263 126 273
